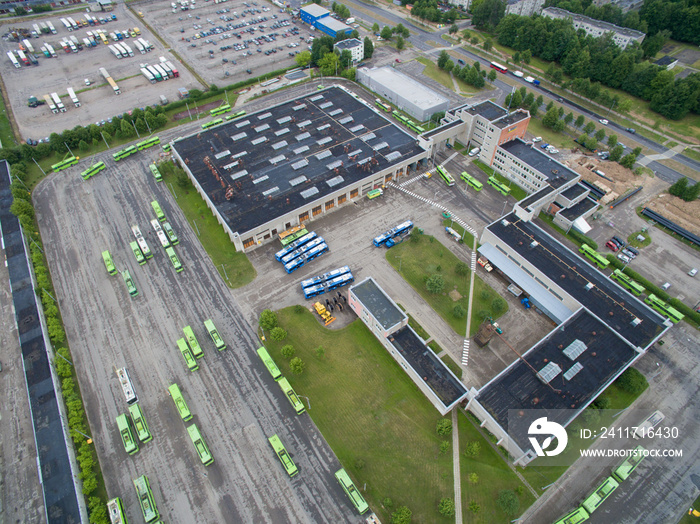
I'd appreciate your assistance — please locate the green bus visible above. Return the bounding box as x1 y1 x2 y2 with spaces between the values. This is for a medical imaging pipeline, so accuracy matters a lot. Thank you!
279 377 305 415
166 246 183 273
256 346 282 380
133 475 159 523
280 228 309 246
204 319 226 350
375 99 391 112
644 294 684 324
335 468 369 514
610 269 645 296
268 434 298 477
151 200 166 222
113 145 137 161
107 497 128 524
202 117 224 130
163 222 179 245
183 325 203 358
130 241 146 265
612 445 645 482
407 121 425 134
168 383 193 421
225 109 246 121
187 423 214 466
122 269 138 297
149 163 162 182
553 507 589 524
81 161 105 180
487 176 511 196
460 171 483 191
129 403 153 443
436 165 455 187
116 413 139 455
51 155 79 172
579 244 610 270
367 188 383 200
136 136 160 150
210 103 231 116
581 476 619 514
177 337 199 371
102 250 117 275
162 142 172 152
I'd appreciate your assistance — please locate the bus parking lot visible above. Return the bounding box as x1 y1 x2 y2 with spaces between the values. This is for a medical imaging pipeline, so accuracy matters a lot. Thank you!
32 151 357 523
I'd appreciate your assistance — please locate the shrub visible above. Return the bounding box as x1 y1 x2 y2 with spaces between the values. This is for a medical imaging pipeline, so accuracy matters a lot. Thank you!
439 440 450 454
616 367 648 394
289 357 305 374
354 458 365 469
438 498 455 517
455 261 469 276
496 489 520 515
281 345 295 358
426 274 445 294
469 472 479 484
383 497 394 509
492 297 507 315
463 441 481 458
391 506 412 524
469 501 481 513
436 418 452 436
453 304 466 318
259 309 278 330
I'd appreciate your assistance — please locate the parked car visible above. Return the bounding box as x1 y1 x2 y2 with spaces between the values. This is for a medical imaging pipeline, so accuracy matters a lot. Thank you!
626 246 639 257
532 136 542 143
606 240 619 252
621 248 636 259
612 236 625 248
661 282 671 290
689 268 697 277
617 253 631 263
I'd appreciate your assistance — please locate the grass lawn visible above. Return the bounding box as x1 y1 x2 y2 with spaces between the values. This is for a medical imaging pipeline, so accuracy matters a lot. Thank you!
416 56 457 91
472 159 528 201
442 218 476 246
458 412 536 522
385 234 507 336
159 161 256 288
679 494 700 523
266 308 455 523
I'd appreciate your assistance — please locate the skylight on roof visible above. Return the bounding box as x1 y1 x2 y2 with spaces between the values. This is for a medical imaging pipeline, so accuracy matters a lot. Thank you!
360 133 376 142
327 175 344 188
563 362 583 381
562 339 587 360
294 145 309 155
253 175 269 185
338 116 353 125
537 362 562 384
290 175 308 186
348 149 362 157
254 124 270 133
262 187 279 196
231 132 247 142
214 150 230 159
317 137 332 146
293 103 307 111
269 154 286 164
275 128 290 136
296 132 311 141
258 112 272 120
349 125 365 133
235 119 250 128
272 140 288 150
385 151 401 161
251 136 267 146
231 169 248 181
292 159 309 170
328 108 343 117
319 102 333 109
308 94 323 102
373 142 389 151
297 119 312 127
326 160 342 170
315 150 332 160
277 116 292 124
300 187 320 199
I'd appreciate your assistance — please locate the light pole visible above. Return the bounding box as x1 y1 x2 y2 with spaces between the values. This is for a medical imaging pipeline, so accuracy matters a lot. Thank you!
502 200 509 216
606 99 616 117
299 395 311 410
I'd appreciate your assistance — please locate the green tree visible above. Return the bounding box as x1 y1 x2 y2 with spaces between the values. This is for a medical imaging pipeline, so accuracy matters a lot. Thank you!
391 506 412 524
438 498 456 517
396 35 405 50
340 49 353 68
575 115 585 128
426 274 445 294
607 134 618 148
487 69 497 82
79 139 89 152
455 261 469 275
436 418 452 435
120 118 135 138
381 25 393 40
439 440 450 453
438 50 450 69
542 107 560 128
469 472 479 484
259 309 278 330
469 501 481 513
529 100 539 117
453 304 467 318
472 0 506 30
483 39 492 52
496 490 520 515
610 144 624 161
281 345 295 358
295 50 312 67
372 22 379 33
363 37 374 59
10 199 34 221
683 181 700 201
318 52 339 76
595 128 606 142
290 357 305 374
315 346 326 358
619 153 637 169
270 327 287 341
583 121 596 135
492 297 507 315
449 23 458 34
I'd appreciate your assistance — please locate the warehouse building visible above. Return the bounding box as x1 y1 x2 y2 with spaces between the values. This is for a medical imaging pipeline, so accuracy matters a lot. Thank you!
349 277 468 415
299 3 330 25
357 66 450 122
170 86 429 252
315 17 352 38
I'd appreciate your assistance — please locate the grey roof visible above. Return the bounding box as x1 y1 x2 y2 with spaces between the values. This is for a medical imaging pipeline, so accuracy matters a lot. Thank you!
351 277 406 331
316 17 352 33
334 38 362 51
559 196 597 221
560 182 588 201
300 3 329 18
519 185 554 210
172 87 425 236
500 139 579 189
492 109 530 129
358 66 449 112
462 100 507 122
487 214 667 348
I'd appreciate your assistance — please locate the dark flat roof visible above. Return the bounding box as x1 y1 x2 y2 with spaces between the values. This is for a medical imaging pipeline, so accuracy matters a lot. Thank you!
464 100 507 122
477 309 639 451
173 86 425 235
351 278 406 331
334 38 362 50
519 185 554 210
488 215 667 348
561 183 588 201
493 109 529 129
390 326 467 407
559 196 597 221
500 139 579 189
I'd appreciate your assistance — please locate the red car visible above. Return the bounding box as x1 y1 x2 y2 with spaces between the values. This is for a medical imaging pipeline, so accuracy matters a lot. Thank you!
606 240 619 252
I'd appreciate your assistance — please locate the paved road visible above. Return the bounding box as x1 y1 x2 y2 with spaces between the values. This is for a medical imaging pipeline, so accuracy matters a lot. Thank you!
33 155 359 523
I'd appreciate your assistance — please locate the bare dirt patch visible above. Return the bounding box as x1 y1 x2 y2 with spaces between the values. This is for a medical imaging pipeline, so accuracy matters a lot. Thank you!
645 193 700 235
449 289 462 301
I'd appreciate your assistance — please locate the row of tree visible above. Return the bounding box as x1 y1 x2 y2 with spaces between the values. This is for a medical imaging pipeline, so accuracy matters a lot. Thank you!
331 1 351 20
669 177 700 201
10 166 110 523
496 15 700 120
402 0 460 24
437 50 493 88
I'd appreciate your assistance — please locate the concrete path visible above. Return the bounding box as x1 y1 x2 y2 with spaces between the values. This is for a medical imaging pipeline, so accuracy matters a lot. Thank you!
452 409 463 524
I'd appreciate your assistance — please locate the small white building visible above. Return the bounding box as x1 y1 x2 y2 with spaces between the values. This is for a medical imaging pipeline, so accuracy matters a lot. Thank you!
333 38 364 63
